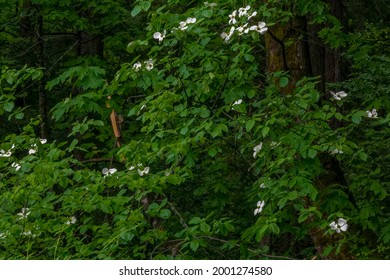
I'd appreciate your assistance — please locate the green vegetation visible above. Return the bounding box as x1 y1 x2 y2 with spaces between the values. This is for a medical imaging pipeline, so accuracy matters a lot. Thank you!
0 0 389 259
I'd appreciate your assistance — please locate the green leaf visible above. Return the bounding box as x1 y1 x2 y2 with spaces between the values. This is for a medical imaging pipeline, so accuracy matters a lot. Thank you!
190 240 199 252
351 111 365 124
159 209 171 219
268 223 280 234
202 10 213 18
189 217 202 225
358 151 368 161
298 212 309 223
323 246 333 257
140 1 151 11
255 225 268 242
180 127 188 135
100 202 113 214
261 126 270 138
307 148 317 159
246 119 256 132
3 102 14 112
279 77 289 88
208 148 218 157
131 5 142 17
15 112 24 119
200 222 210 233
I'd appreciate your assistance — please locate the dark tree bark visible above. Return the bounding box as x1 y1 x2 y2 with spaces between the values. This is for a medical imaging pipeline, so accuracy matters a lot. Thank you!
264 0 352 258
36 12 49 140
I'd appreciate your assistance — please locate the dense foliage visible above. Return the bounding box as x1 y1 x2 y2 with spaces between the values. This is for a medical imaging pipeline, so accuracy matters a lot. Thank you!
0 0 389 259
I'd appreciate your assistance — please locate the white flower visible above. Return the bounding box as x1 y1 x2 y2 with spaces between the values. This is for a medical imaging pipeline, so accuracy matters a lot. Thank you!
249 22 268 33
0 149 12 157
153 30 167 42
11 162 21 171
138 167 150 176
177 18 196 31
223 26 236 42
40 139 47 144
29 144 37 154
248 11 257 20
186 17 196 24
330 90 348 100
233 99 242 105
229 11 237 25
144 59 154 71
238 6 251 17
102 167 117 177
179 21 188 30
330 148 343 155
0 232 6 239
66 216 77 225
253 142 263 158
132 61 142 71
17 207 31 219
366 108 378 118
329 218 348 233
22 230 32 236
128 166 135 171
259 183 266 189
237 23 248 35
254 200 265 215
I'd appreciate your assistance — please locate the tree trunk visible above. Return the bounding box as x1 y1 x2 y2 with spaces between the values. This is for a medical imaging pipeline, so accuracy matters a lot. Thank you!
264 2 352 258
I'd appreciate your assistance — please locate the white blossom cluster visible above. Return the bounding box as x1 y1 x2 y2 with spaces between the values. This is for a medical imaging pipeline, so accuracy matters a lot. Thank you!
1 140 47 172
102 167 117 177
153 17 197 44
176 17 197 31
366 108 378 118
329 218 348 233
153 30 167 42
253 142 263 158
0 144 15 157
132 59 154 72
221 6 268 43
66 216 77 225
29 139 47 154
254 200 265 215
330 148 343 155
129 163 150 176
17 207 31 219
330 90 347 100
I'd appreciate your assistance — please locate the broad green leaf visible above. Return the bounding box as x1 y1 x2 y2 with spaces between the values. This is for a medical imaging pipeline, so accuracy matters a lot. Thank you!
159 209 171 219
131 5 142 17
3 102 14 112
279 77 289 88
140 1 151 11
261 126 270 138
307 148 317 159
190 240 199 252
246 119 256 132
189 217 202 225
180 127 188 135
